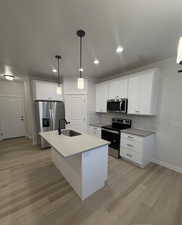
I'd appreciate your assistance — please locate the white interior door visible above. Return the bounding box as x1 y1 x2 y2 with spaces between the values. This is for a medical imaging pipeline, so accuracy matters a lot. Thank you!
0 96 26 139
64 95 87 132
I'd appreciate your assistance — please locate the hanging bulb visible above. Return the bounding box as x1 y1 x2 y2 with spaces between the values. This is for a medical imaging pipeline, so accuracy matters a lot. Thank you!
77 77 84 89
57 84 62 95
4 75 14 80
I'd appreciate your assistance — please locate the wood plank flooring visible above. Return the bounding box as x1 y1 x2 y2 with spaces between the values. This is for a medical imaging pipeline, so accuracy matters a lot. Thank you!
0 137 182 225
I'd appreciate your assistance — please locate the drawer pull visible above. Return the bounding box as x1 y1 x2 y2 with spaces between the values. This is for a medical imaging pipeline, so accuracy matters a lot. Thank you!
126 153 132 158
127 144 134 147
128 136 135 139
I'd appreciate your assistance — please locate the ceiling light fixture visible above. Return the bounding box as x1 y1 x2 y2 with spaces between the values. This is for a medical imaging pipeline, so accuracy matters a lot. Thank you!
77 29 86 89
94 59 100 65
116 45 124 53
4 74 15 81
55 55 63 95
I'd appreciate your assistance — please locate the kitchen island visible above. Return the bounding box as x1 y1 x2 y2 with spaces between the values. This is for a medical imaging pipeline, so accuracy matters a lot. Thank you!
40 130 109 200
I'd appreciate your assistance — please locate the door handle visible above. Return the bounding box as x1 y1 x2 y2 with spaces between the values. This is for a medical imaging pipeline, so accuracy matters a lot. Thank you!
128 136 135 139
127 144 134 147
126 153 132 158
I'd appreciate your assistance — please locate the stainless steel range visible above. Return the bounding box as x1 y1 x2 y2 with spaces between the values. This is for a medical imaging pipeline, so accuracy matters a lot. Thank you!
101 118 132 158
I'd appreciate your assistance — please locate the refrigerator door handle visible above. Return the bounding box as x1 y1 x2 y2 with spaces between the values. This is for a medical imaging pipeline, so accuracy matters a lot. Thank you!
49 108 53 130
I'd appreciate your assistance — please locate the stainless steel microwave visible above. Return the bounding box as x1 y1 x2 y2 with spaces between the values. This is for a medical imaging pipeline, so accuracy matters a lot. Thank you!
107 98 128 113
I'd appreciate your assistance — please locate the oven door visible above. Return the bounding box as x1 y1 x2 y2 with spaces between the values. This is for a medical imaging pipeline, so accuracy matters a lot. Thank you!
101 128 120 150
107 101 121 112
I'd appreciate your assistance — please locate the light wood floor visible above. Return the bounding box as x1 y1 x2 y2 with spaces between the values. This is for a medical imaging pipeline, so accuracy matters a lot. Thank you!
0 138 182 225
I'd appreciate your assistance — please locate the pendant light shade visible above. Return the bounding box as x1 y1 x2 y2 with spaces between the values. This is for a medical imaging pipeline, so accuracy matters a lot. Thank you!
55 55 62 95
4 74 15 81
77 77 84 89
77 30 85 89
57 84 62 95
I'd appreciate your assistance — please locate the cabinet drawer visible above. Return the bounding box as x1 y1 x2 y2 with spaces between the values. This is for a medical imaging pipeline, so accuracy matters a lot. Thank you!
121 137 143 153
121 133 143 143
120 148 142 164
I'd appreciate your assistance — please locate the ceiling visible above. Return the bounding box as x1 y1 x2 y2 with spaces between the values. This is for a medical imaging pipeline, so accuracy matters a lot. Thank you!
0 0 181 79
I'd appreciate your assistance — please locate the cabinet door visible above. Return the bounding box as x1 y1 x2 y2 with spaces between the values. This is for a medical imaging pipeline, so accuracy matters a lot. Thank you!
108 78 128 99
96 82 108 112
128 71 155 115
32 81 63 101
138 72 154 114
108 79 121 99
128 76 140 114
120 78 128 98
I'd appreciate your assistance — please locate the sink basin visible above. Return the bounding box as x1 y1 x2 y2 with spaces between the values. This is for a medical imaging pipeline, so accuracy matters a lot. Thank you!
62 129 81 137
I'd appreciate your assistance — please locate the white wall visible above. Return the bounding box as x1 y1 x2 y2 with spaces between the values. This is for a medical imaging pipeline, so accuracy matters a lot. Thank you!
24 79 35 139
94 57 182 171
0 80 24 96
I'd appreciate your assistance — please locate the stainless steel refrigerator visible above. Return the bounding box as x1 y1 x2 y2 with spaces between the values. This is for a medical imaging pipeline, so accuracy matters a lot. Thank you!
35 100 65 149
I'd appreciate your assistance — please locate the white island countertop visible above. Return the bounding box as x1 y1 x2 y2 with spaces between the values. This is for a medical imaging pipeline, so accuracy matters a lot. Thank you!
40 130 109 158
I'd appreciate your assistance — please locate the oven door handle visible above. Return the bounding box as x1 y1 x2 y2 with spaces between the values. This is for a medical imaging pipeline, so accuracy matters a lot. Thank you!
102 128 120 134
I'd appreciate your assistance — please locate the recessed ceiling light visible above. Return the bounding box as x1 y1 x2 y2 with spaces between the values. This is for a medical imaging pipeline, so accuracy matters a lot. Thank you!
116 45 124 53
94 59 100 65
52 68 57 73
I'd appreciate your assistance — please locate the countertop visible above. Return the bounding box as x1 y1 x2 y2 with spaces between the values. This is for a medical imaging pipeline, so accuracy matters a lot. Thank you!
40 130 109 158
89 123 108 128
121 128 155 137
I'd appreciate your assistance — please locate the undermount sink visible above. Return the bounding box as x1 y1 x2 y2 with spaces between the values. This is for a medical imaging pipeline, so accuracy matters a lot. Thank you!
62 129 81 137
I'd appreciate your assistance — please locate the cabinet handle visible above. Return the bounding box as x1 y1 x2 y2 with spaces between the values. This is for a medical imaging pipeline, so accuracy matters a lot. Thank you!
135 110 140 113
128 136 135 139
126 153 132 158
127 144 134 147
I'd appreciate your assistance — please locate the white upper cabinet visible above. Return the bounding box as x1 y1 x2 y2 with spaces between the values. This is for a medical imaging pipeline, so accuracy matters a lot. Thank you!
128 69 159 115
108 78 128 99
96 82 108 112
32 80 63 101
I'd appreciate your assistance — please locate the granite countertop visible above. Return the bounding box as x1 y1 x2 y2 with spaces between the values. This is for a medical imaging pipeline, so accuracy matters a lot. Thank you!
40 130 109 158
121 128 155 137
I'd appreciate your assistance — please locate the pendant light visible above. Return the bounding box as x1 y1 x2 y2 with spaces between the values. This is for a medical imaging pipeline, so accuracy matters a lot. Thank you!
4 74 15 80
55 55 62 95
3 65 15 81
77 30 86 89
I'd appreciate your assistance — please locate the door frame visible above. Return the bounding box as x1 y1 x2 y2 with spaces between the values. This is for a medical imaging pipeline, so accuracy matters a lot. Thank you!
0 94 26 140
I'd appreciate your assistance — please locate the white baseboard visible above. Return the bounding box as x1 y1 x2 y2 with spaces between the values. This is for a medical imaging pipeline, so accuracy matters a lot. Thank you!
152 158 182 174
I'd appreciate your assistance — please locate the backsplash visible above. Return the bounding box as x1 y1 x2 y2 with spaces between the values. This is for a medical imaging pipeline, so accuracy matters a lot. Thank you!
91 112 159 132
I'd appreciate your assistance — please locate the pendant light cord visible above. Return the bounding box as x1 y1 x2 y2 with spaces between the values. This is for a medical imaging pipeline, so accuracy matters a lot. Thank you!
58 57 60 84
55 55 62 85
80 37 82 78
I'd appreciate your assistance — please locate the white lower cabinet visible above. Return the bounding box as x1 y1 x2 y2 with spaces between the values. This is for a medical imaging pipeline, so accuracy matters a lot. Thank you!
120 133 155 168
88 126 101 138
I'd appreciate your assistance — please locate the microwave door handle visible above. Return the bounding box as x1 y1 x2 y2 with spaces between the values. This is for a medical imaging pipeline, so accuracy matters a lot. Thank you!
121 99 127 113
125 99 128 113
